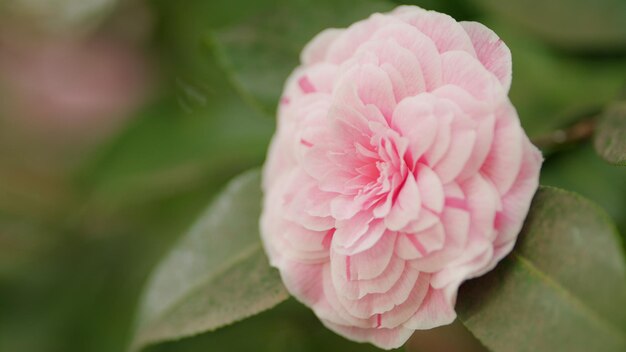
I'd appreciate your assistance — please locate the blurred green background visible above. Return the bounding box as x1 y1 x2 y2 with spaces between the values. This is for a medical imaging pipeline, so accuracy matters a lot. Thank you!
0 0 624 351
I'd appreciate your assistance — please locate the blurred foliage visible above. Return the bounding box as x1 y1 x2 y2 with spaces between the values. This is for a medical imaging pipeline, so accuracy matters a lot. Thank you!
468 0 626 51
0 0 119 35
0 0 625 352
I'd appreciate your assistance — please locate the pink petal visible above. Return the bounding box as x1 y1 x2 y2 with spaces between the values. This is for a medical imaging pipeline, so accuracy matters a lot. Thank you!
333 212 372 248
336 231 397 282
393 6 476 56
333 217 387 255
440 50 502 102
422 107 453 167
416 164 444 213
481 103 524 195
371 22 442 90
460 173 500 242
346 222 390 255
404 287 456 330
351 255 405 298
433 128 477 184
300 63 340 94
386 173 421 231
279 259 326 308
337 64 397 122
416 223 446 254
281 170 336 231
331 194 366 220
320 262 374 327
264 211 330 264
326 13 393 63
321 321 414 350
353 38 426 98
380 272 431 328
390 95 439 166
328 103 373 149
301 28 343 65
404 208 440 233
492 136 542 259
395 222 446 260
431 240 493 289
331 73 388 126
411 206 470 273
457 113 496 181
262 132 297 190
283 222 330 253
304 185 335 217
317 169 358 194
336 263 420 319
332 246 405 300
461 21 512 91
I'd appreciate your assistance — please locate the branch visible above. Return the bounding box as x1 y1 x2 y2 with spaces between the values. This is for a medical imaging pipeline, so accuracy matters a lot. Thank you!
531 115 597 152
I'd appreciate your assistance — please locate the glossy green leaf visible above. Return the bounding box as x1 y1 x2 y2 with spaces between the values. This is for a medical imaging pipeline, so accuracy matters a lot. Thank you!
457 186 626 352
594 101 626 166
131 170 289 351
210 0 395 115
470 0 626 50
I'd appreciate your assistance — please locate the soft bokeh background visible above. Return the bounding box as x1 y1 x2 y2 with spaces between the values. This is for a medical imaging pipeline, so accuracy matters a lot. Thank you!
0 0 624 351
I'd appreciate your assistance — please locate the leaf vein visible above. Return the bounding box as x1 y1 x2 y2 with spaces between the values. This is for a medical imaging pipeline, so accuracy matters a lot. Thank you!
511 252 626 342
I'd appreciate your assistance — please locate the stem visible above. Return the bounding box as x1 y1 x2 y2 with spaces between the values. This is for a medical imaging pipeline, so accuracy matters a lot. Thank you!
531 116 597 152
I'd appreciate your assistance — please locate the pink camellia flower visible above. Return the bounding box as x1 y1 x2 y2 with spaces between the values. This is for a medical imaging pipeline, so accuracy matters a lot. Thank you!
260 5 542 349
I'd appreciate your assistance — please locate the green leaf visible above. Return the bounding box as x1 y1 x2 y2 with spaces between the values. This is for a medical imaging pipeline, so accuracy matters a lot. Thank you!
470 0 626 50
457 186 626 352
131 170 288 351
210 0 395 115
594 101 626 166
540 143 626 241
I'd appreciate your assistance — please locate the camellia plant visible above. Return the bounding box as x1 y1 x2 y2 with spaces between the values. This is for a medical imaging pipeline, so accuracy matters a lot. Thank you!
2 1 625 352
128 3 626 352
